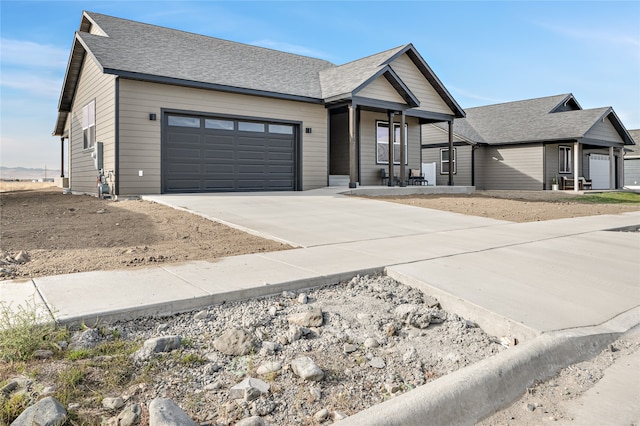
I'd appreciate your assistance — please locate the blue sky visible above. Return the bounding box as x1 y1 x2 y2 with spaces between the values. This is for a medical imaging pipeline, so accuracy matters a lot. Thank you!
1 0 639 169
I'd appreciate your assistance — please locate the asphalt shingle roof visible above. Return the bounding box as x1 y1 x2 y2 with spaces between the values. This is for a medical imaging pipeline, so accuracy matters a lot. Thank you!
81 12 336 99
628 129 640 155
444 94 621 145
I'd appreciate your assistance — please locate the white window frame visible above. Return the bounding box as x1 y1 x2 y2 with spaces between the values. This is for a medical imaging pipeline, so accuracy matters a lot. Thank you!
376 121 408 165
82 100 96 150
559 145 572 174
440 148 457 174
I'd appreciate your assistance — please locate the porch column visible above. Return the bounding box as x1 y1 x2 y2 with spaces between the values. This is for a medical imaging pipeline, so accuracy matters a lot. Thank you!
619 147 625 189
348 104 358 189
573 141 580 192
388 111 395 186
399 111 406 187
609 146 615 190
448 120 454 186
60 137 65 177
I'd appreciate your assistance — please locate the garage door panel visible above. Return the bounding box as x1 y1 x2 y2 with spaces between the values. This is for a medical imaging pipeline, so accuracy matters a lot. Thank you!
204 149 235 160
164 114 296 193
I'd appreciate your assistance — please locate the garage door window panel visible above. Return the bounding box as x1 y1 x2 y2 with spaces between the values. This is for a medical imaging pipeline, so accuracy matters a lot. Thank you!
238 122 265 132
168 116 201 128
205 119 234 130
268 124 293 134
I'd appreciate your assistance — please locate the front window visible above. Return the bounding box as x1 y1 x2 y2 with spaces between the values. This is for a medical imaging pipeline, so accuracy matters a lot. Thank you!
440 148 457 174
82 100 96 149
559 146 572 173
376 121 407 164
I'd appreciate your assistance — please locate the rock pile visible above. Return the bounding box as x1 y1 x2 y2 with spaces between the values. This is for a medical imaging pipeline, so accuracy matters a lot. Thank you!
8 274 503 425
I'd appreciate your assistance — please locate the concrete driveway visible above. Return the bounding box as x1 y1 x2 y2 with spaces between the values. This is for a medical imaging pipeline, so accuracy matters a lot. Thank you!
143 188 508 247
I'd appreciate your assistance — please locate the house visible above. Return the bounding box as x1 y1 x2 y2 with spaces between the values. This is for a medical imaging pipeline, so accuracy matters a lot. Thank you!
53 11 464 196
624 129 640 188
421 94 635 191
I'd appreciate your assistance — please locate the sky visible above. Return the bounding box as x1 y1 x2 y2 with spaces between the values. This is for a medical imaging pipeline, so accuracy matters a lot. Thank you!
1 0 639 170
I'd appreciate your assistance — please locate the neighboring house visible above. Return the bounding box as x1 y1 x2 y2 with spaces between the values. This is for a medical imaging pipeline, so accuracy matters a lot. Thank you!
624 129 640 188
54 11 464 196
421 94 635 190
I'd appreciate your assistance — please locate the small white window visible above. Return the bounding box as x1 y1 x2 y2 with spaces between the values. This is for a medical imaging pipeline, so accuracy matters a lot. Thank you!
440 148 457 174
376 121 408 165
82 100 96 149
559 146 572 173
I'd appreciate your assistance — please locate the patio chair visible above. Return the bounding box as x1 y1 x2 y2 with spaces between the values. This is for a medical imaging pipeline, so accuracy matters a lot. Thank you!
408 169 426 185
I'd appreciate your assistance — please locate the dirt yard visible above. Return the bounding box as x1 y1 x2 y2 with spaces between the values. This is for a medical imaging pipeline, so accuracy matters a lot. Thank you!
1 183 638 280
0 184 290 280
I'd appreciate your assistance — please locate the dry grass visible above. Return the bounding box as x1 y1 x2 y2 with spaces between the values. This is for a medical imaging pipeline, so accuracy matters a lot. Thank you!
0 182 58 192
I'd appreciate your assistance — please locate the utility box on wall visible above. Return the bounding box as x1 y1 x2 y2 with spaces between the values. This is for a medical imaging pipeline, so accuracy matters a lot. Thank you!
92 142 104 170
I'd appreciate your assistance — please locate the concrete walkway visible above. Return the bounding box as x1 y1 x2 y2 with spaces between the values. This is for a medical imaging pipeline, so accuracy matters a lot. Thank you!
1 188 639 424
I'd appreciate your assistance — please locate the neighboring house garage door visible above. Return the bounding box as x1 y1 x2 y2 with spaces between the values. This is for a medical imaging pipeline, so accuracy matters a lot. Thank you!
163 114 297 193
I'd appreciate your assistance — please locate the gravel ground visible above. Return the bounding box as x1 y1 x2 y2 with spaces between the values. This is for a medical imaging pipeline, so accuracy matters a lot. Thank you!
2 275 506 425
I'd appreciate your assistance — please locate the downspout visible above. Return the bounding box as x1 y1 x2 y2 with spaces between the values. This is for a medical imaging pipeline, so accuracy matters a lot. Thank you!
114 77 120 196
60 137 65 177
471 145 476 187
542 144 546 190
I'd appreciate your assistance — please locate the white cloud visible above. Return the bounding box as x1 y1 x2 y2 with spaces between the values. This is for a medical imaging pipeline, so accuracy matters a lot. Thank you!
534 22 640 49
0 71 62 98
0 38 68 68
448 85 507 106
249 38 334 61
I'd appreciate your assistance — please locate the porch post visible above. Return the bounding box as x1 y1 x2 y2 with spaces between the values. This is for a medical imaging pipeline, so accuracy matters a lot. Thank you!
60 137 65 177
399 111 406 187
388 111 395 186
573 141 580 192
609 146 615 190
348 104 358 189
448 120 454 186
619 147 625 189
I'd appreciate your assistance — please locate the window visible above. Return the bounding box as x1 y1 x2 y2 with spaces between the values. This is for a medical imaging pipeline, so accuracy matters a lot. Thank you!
559 146 572 173
440 148 457 174
376 121 408 164
205 119 234 130
168 116 200 128
268 124 293 134
238 122 265 132
82 100 96 149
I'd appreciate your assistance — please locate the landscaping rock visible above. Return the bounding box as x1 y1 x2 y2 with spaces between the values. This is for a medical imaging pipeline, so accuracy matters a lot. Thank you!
287 308 323 327
364 337 379 348
297 293 308 304
117 404 141 426
314 408 329 421
132 336 182 361
369 357 386 369
148 397 197 426
32 350 54 359
11 396 67 426
229 377 270 400
343 343 358 353
69 328 101 350
214 329 254 355
102 396 125 410
291 356 324 381
256 361 282 376
236 416 266 426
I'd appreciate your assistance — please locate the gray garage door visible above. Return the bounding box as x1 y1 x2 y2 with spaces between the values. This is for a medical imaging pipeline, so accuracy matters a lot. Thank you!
163 114 297 193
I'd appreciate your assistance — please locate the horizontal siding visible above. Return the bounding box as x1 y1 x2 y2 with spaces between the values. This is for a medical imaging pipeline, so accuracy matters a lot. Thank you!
585 117 623 143
357 76 406 104
421 145 473 186
390 54 453 115
69 55 116 194
421 123 466 145
359 111 420 186
477 145 543 190
118 79 327 195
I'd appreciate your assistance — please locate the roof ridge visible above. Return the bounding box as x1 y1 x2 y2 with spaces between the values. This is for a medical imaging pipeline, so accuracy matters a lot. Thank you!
83 10 336 66
333 44 407 68
464 93 572 111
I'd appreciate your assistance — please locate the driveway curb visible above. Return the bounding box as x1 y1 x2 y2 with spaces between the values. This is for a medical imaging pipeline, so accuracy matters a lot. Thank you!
339 306 640 425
